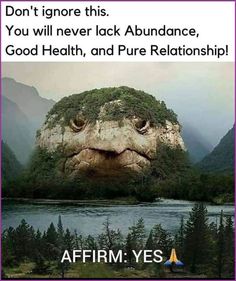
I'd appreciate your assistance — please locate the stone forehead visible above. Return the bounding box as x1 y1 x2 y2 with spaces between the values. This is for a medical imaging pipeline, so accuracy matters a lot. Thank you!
44 87 179 131
98 99 123 116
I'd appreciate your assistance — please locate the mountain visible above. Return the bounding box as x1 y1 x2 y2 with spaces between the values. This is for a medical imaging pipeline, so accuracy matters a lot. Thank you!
197 126 234 172
2 141 23 185
181 124 213 163
2 78 56 164
2 77 55 131
1 77 222 167
2 96 35 164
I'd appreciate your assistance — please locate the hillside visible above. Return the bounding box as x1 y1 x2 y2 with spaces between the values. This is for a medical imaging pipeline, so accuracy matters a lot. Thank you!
2 78 55 164
2 77 55 131
2 141 23 186
197 125 234 172
2 96 35 164
181 124 212 163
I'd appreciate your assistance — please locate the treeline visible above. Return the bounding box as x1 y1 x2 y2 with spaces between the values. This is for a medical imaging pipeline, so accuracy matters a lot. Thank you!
2 204 234 279
3 144 189 202
156 169 234 204
3 144 234 203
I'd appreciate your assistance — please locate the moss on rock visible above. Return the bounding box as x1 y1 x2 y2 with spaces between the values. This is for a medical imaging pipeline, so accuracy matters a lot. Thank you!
45 86 178 129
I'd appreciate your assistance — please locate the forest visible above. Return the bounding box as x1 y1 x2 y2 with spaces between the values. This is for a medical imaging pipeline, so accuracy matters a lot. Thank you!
2 203 234 279
2 87 234 204
2 139 234 204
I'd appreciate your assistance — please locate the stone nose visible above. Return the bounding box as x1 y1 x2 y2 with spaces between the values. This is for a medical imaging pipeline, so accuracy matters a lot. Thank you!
87 120 132 155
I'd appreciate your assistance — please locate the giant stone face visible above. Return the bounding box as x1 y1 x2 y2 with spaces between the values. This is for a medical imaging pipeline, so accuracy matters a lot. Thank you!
36 87 185 178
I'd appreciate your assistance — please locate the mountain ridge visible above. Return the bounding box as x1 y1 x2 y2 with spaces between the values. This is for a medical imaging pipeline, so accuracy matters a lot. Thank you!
2 77 221 165
2 77 55 130
2 78 56 164
2 96 35 164
197 125 234 172
2 141 23 186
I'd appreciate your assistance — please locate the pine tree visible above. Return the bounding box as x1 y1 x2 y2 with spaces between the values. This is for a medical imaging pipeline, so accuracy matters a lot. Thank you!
74 230 79 249
46 223 58 245
2 227 17 266
216 210 224 278
14 219 35 260
57 215 64 243
223 216 234 278
32 229 44 262
56 216 70 278
44 223 58 260
151 224 173 258
128 218 146 252
174 216 185 259
183 203 210 273
146 230 154 250
64 228 74 253
125 233 134 266
86 235 98 251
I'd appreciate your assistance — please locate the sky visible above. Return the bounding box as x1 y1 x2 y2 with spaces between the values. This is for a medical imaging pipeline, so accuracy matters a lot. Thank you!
2 62 234 148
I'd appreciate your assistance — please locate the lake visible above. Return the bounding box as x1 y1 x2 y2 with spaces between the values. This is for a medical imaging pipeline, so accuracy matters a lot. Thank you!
2 199 234 236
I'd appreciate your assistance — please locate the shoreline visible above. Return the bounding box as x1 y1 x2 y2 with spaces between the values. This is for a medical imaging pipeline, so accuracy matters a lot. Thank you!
2 197 141 206
2 197 234 207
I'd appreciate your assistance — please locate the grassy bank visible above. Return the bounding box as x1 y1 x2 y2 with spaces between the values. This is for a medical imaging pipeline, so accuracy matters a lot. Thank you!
3 261 207 279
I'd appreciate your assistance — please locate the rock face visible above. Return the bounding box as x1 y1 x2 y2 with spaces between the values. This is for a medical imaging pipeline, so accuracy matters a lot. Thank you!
36 87 185 178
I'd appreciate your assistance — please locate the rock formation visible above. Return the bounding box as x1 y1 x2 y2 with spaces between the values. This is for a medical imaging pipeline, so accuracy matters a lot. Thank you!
36 86 185 178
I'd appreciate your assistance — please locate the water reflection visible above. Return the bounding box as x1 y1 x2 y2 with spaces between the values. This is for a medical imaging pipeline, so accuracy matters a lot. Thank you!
2 199 234 236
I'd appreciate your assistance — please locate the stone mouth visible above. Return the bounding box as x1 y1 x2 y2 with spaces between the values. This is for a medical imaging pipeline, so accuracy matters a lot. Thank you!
64 148 151 177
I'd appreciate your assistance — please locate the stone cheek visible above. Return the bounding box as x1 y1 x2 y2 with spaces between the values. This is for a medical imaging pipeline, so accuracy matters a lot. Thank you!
36 124 64 152
36 119 185 159
158 121 185 150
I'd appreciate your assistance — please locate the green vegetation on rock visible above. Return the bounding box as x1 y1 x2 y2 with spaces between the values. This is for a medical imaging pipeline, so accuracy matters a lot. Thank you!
4 144 234 204
45 86 178 128
4 144 190 202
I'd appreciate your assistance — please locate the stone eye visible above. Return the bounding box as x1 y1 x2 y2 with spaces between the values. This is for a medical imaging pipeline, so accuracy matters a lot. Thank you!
70 116 86 132
133 118 150 134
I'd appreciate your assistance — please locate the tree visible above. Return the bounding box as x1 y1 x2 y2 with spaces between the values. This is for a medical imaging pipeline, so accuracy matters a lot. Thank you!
44 223 58 260
128 218 146 252
57 259 70 279
32 253 50 274
64 228 74 253
146 230 154 250
2 227 17 266
97 218 123 252
85 235 98 251
151 224 173 258
56 216 70 278
216 210 224 278
174 216 185 259
223 216 234 277
125 218 146 267
14 219 35 261
125 233 134 266
46 223 58 245
183 203 211 273
57 215 64 242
